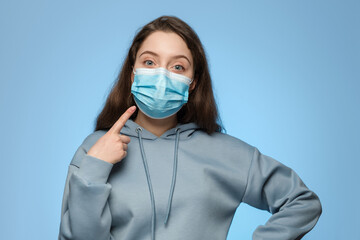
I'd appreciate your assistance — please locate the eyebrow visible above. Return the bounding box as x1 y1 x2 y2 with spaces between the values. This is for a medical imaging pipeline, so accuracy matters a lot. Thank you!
139 50 192 66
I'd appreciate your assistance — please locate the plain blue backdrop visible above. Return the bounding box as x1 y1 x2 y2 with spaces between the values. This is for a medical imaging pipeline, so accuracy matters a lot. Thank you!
1 0 359 239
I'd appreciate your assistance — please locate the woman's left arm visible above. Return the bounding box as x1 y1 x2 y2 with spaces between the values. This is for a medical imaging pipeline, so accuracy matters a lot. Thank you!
241 147 322 240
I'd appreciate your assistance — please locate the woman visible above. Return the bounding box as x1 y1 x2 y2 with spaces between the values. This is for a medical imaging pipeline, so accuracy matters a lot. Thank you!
58 16 322 240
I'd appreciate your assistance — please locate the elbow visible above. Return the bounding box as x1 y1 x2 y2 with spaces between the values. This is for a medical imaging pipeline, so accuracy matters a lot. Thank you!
303 190 322 225
292 188 323 222
314 192 322 219
298 190 323 232
306 191 322 234
305 189 323 220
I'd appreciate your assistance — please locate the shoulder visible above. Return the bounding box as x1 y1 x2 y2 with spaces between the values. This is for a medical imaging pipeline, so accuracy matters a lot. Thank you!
204 130 254 149
70 130 107 167
193 130 256 159
213 132 253 147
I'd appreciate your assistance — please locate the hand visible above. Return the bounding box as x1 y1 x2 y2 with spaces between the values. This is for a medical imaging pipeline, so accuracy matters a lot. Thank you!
87 106 137 164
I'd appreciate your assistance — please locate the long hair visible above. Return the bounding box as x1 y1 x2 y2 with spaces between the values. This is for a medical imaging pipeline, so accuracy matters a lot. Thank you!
94 16 223 134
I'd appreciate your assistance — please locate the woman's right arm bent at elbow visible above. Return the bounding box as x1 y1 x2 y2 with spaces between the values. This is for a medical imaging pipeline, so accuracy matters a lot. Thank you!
58 106 136 240
58 147 115 240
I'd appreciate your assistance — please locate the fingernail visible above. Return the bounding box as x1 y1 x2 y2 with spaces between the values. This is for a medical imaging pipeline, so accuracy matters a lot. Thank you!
130 106 136 111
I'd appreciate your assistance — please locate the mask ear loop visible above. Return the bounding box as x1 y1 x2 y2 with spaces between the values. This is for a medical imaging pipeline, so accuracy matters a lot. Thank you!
190 69 197 84
189 72 195 85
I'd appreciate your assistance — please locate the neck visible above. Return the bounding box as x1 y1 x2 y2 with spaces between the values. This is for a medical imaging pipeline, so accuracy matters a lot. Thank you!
134 111 178 137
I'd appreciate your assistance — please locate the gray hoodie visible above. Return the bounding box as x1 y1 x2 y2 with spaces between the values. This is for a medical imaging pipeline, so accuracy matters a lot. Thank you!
58 119 322 240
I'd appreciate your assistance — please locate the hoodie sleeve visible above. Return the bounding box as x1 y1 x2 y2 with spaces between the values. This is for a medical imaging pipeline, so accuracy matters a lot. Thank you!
241 147 322 240
58 142 115 240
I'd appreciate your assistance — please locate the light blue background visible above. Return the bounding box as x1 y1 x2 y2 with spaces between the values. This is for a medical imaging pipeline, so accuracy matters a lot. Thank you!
1 0 359 239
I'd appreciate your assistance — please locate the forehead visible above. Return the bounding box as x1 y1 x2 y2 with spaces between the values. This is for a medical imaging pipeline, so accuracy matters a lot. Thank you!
137 31 193 61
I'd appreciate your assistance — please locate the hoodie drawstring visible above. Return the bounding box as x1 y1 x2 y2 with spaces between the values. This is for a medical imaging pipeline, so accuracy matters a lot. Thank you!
164 127 180 225
135 127 181 240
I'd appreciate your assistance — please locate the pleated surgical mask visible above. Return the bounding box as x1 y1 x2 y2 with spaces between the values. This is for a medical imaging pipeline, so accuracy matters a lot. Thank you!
131 67 193 119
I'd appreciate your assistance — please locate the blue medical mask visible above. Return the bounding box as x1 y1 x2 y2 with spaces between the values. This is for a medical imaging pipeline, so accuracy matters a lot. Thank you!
131 67 193 119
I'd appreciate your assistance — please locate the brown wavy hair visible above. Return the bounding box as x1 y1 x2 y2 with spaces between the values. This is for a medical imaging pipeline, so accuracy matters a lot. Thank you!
94 16 223 134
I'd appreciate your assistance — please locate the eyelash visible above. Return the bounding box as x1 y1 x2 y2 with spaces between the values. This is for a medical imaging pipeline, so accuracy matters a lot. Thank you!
144 60 154 66
142 60 186 72
173 65 185 71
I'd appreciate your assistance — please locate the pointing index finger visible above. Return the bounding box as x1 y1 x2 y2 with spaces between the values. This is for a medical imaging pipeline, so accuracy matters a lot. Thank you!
110 106 136 134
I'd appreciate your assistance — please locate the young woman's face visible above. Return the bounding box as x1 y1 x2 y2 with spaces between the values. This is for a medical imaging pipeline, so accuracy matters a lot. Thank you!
132 31 195 87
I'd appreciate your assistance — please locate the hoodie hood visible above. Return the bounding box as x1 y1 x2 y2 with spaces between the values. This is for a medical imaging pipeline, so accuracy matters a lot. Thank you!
120 119 201 140
120 119 202 240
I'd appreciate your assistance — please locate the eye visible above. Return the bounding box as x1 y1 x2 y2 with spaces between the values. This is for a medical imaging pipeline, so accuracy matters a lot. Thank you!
173 65 185 71
144 60 154 66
